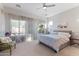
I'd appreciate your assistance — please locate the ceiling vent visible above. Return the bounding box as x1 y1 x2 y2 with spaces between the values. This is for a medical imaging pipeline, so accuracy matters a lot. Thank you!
16 4 21 8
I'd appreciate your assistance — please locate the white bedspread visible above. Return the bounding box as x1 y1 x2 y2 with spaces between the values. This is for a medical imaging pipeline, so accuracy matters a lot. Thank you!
38 33 70 52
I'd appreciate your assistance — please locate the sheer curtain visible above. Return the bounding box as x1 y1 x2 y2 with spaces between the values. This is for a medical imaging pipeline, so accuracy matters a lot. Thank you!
4 12 37 40
5 13 28 36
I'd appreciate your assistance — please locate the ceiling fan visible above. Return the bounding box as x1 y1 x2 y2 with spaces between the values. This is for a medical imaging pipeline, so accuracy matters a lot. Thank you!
37 3 56 9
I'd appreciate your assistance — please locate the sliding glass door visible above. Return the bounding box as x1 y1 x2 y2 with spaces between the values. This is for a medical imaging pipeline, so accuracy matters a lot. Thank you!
19 20 26 35
11 19 26 36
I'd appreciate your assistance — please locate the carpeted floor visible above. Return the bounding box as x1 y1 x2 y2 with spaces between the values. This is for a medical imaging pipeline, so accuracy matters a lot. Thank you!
12 40 57 56
1 40 79 56
12 40 79 56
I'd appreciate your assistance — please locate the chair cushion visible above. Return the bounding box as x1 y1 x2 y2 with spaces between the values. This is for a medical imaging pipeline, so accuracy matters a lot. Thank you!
0 43 11 51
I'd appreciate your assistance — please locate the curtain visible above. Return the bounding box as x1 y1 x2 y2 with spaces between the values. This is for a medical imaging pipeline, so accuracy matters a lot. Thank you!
4 12 37 40
4 13 29 36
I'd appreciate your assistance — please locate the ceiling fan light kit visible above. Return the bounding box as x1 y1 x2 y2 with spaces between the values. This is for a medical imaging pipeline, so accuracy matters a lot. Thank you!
43 3 56 8
37 3 56 10
16 4 21 8
43 7 47 9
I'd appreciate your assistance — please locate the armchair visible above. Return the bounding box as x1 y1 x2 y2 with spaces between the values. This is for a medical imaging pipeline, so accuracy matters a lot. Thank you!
0 42 12 55
0 37 16 55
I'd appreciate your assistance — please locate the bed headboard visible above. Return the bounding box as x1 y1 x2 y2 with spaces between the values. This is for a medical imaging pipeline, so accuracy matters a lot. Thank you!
53 30 72 34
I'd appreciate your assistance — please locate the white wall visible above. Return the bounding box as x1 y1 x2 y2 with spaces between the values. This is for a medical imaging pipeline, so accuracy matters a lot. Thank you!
49 6 79 32
0 10 5 36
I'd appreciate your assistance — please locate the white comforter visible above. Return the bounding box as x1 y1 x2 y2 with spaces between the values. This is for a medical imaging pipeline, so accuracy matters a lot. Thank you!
38 33 70 52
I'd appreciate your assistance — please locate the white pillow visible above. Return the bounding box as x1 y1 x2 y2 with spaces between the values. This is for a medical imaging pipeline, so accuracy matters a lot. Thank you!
51 32 58 35
58 32 71 38
0 37 12 43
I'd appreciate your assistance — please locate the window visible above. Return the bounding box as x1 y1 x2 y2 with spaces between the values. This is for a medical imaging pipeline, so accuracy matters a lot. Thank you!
11 19 26 35
48 21 53 32
19 20 26 35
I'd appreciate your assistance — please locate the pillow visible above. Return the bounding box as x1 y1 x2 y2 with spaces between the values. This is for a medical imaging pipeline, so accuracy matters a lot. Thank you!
0 37 12 43
58 32 71 38
51 32 58 35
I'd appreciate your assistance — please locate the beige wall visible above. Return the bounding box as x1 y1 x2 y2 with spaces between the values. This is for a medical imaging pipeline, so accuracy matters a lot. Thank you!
49 6 79 32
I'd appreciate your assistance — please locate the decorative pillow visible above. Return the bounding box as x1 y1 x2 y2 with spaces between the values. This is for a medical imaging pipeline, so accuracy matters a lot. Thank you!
51 32 58 35
58 32 71 38
0 37 12 43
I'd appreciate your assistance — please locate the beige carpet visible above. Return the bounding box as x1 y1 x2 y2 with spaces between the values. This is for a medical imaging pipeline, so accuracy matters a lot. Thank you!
59 44 79 56
11 40 79 56
1 40 79 56
12 40 57 56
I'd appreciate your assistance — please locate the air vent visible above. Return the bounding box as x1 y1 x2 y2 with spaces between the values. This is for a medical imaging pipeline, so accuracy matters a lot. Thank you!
16 4 21 8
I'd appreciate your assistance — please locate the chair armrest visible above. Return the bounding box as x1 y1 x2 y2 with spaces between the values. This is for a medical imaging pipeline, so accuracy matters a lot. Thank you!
0 42 12 55
0 43 12 49
0 43 9 45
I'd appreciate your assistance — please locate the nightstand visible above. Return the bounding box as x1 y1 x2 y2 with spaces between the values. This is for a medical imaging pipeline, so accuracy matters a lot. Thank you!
70 37 79 45
72 39 79 44
70 32 79 45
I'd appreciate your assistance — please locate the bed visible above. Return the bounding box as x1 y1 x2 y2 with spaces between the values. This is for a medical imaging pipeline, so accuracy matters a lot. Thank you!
38 30 72 52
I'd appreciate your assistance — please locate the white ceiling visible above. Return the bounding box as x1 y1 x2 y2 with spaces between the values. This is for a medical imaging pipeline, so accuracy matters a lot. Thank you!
2 3 79 19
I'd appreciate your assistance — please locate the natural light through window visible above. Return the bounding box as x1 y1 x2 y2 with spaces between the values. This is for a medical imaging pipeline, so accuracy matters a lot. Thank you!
48 21 53 26
26 36 32 42
44 23 47 29
48 21 53 32
11 19 26 36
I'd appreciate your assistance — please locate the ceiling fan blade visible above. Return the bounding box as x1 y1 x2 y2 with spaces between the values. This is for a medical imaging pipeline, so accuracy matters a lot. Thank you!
46 4 56 7
37 3 55 10
37 7 43 9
